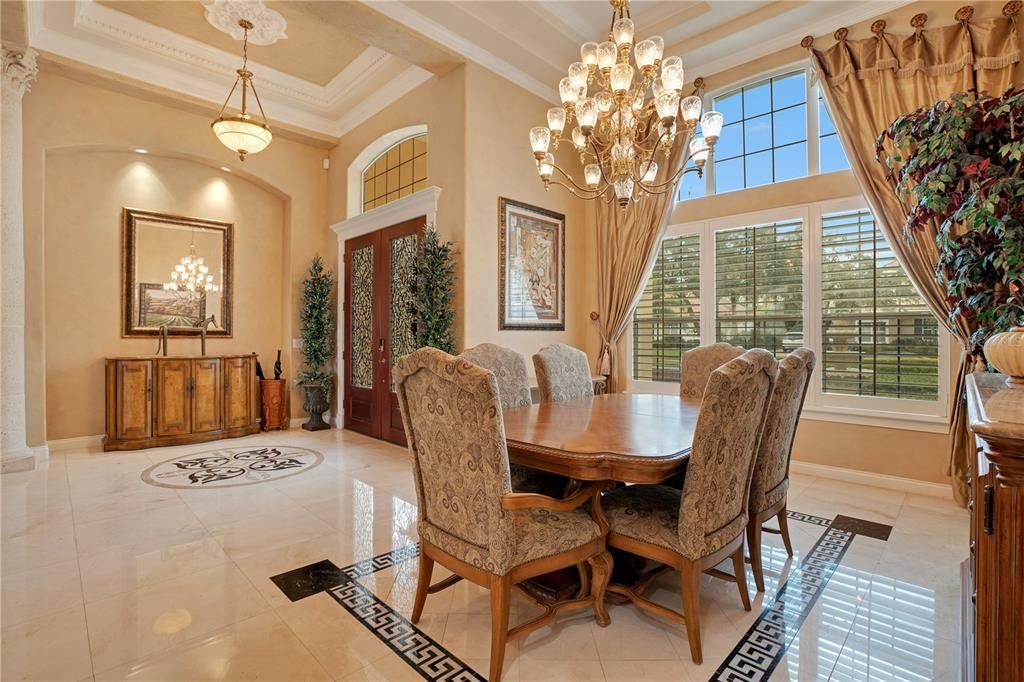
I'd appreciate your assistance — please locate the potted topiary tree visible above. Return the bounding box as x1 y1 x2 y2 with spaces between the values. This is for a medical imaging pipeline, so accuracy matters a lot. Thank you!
297 255 335 429
412 225 456 353
881 89 1024 384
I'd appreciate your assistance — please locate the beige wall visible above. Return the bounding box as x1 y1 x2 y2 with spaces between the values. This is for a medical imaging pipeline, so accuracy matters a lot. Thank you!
23 67 329 442
328 63 588 370
462 63 589 361
44 151 285 440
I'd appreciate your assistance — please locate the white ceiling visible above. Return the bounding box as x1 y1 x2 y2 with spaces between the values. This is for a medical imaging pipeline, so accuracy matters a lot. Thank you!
26 0 912 141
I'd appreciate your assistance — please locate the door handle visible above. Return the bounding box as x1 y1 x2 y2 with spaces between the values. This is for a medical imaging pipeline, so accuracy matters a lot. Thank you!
379 339 386 363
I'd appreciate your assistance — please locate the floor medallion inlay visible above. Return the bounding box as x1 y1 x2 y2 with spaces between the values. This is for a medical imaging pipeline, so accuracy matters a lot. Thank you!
141 445 324 489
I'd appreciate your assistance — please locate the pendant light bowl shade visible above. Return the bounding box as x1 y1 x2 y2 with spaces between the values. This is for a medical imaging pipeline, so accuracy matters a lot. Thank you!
212 114 273 160
212 20 273 161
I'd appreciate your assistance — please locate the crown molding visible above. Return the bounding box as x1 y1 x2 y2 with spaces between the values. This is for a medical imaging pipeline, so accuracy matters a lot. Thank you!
363 0 558 103
27 0 431 138
681 0 915 80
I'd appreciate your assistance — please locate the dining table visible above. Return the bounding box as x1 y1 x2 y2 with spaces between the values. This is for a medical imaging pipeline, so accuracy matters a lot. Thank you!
502 393 701 603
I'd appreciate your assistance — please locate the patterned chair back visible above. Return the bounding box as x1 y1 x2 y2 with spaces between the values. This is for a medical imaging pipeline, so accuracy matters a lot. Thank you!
677 348 777 560
461 343 533 409
749 348 815 516
679 342 746 400
533 343 594 403
393 347 515 572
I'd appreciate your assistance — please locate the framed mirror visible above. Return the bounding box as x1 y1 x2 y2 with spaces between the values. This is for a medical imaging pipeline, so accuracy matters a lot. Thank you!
122 207 233 337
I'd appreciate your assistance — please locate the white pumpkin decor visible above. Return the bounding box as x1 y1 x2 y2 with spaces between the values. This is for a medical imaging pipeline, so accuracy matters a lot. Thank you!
984 326 1024 387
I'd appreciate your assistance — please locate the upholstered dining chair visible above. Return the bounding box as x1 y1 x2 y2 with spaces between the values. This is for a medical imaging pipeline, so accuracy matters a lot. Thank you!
533 343 594 403
747 347 815 592
678 341 746 400
602 349 778 664
393 347 612 682
461 343 570 497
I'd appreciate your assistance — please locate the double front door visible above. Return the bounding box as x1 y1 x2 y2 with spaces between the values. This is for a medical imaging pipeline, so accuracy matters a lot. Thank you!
343 217 424 445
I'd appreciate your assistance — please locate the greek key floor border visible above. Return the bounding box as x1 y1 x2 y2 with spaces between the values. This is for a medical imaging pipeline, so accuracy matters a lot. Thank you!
269 510 887 682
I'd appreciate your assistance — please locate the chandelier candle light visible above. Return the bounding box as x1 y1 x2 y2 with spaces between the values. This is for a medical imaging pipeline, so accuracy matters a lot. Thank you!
529 0 723 207
212 19 273 161
164 242 220 297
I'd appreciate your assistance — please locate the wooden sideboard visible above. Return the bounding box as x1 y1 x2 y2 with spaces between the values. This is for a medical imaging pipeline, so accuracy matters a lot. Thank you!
104 354 259 451
963 372 1024 681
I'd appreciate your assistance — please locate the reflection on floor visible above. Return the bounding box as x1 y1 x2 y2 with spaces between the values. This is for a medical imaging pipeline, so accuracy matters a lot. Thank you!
1 429 965 681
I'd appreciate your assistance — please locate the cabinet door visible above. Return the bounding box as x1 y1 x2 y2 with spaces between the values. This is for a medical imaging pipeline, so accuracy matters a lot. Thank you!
224 357 253 429
115 360 152 440
191 358 223 433
155 359 192 436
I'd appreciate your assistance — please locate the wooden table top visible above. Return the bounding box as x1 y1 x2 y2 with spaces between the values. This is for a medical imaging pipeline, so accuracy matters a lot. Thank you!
503 393 699 483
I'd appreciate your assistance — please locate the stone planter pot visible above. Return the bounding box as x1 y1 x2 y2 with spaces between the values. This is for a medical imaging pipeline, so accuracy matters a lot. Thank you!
301 383 330 431
984 326 1024 387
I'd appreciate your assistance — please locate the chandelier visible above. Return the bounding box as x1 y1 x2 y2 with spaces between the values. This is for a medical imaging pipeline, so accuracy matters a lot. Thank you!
164 241 220 297
528 0 723 207
212 19 273 161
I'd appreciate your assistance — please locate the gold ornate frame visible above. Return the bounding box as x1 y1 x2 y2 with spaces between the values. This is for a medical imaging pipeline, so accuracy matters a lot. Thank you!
498 197 566 331
121 207 234 337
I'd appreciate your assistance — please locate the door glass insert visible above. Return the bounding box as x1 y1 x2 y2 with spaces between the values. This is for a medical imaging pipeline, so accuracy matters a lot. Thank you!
350 245 374 389
389 234 418 390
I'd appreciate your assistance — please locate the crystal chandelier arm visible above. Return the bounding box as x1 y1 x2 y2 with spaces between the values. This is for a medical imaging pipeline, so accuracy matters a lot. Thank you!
548 176 610 200
587 136 615 187
636 145 700 191
551 161 609 194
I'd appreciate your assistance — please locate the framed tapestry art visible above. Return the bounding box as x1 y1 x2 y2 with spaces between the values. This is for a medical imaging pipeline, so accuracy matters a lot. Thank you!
498 198 565 330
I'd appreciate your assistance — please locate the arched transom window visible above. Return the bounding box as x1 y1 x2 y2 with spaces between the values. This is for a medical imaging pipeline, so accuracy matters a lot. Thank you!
361 134 427 212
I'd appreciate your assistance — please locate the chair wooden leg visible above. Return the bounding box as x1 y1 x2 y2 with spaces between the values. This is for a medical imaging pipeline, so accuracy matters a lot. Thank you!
575 562 591 600
411 553 434 624
731 546 751 611
680 562 703 664
489 574 512 682
777 507 794 557
587 551 613 627
747 519 765 593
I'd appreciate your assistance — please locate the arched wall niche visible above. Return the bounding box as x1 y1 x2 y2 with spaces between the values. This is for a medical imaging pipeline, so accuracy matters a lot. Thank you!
40 147 289 440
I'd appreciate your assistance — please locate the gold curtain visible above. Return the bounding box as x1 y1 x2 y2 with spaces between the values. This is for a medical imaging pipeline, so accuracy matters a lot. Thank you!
593 127 690 392
807 4 1022 505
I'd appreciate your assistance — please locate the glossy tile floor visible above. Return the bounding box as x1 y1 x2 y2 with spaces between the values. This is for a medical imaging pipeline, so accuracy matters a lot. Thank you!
1 429 967 681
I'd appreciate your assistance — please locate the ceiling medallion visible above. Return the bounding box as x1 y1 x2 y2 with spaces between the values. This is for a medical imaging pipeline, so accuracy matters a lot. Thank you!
203 0 287 46
211 19 273 161
528 0 723 208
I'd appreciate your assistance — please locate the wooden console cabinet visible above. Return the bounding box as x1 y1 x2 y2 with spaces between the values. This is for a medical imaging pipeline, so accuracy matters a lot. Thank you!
104 354 258 451
963 372 1024 681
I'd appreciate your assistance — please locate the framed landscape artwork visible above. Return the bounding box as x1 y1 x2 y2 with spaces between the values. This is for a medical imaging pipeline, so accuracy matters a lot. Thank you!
498 197 565 330
138 283 206 328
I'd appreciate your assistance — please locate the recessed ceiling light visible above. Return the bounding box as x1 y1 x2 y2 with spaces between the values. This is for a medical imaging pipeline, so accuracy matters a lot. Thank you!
134 148 148 154
220 166 231 172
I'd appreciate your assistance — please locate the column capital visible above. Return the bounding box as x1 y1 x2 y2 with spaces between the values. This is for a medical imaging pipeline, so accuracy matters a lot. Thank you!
2 46 38 96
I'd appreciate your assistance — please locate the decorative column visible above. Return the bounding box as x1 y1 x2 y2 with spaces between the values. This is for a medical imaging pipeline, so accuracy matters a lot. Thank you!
1 47 38 472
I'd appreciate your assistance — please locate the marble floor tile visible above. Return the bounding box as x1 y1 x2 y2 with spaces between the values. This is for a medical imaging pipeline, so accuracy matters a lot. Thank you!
93 612 331 681
0 428 967 682
205 505 335 559
276 592 406 678
1 605 94 681
83 562 269 672
2 558 83 627
77 529 229 603
73 502 204 550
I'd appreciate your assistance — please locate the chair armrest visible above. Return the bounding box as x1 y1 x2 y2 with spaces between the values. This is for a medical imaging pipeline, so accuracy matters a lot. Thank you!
501 481 609 513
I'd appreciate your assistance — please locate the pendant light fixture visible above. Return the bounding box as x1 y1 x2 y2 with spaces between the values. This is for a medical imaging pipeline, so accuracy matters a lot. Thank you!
212 19 273 161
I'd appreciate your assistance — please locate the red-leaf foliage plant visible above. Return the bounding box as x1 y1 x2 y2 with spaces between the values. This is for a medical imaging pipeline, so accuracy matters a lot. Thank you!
878 89 1024 352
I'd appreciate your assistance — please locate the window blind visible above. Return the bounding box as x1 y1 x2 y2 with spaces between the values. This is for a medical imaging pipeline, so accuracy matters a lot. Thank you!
715 220 803 357
632 234 700 382
820 209 939 400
